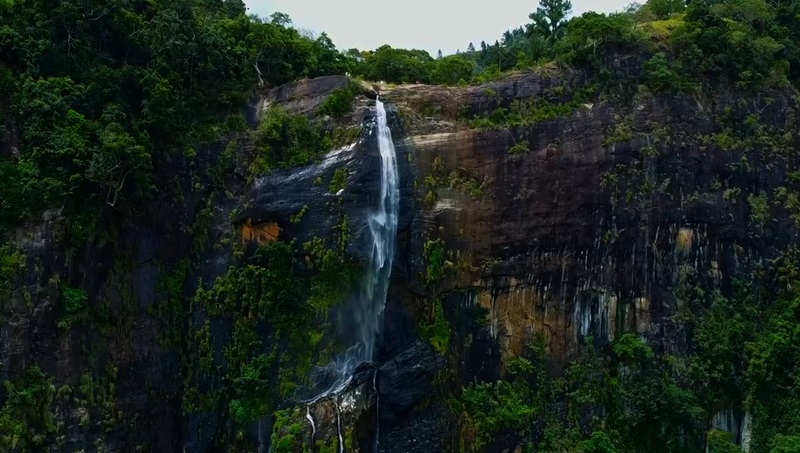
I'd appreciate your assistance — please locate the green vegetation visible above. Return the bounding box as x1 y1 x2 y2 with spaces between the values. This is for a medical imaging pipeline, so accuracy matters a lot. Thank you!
3 0 800 450
423 156 492 205
329 168 348 194
319 80 363 118
290 205 309 224
185 239 360 423
602 119 634 146
0 366 56 450
250 106 365 181
352 46 434 84
770 435 800 453
748 192 769 227
423 238 448 284
59 286 88 329
1 0 799 233
342 0 795 94
0 241 24 296
453 249 800 452
420 298 451 354
460 356 546 450
707 430 743 453
0 1 355 233
508 140 530 155
229 353 275 423
74 365 119 431
467 97 579 129
251 106 331 177
644 52 692 93
431 55 475 86
328 125 363 150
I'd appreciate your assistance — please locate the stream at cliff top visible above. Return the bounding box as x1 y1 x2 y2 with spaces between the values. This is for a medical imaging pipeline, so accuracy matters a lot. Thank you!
299 98 399 451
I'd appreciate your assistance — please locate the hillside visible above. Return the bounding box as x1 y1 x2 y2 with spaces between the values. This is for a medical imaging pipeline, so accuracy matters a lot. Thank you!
2 0 800 452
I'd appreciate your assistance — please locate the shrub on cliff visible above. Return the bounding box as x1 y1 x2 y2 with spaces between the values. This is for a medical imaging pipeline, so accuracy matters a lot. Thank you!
252 106 329 175
319 80 363 118
706 429 743 453
644 52 693 93
461 357 544 449
0 366 56 450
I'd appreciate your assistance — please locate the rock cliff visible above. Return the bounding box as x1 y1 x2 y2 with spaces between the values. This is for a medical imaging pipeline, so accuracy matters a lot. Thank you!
2 62 799 452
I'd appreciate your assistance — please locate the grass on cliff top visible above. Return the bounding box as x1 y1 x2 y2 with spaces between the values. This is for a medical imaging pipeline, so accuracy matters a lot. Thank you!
641 14 686 41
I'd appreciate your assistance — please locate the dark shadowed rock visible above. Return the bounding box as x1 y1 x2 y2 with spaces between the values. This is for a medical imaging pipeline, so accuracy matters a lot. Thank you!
260 75 351 116
377 340 445 426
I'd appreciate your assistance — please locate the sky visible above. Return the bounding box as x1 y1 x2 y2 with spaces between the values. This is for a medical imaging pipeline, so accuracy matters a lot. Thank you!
245 0 632 56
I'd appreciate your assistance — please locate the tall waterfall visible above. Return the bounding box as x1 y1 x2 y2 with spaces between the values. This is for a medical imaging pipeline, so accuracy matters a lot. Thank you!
357 98 399 362
313 98 400 397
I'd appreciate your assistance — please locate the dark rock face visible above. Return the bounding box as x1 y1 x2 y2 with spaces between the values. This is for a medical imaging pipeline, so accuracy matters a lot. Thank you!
383 78 800 369
377 340 445 426
0 137 247 451
258 75 352 117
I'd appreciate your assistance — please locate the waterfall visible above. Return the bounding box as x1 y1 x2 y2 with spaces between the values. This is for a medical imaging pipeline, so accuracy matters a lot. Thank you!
335 399 345 453
306 406 316 446
373 369 380 452
297 98 398 453
356 97 400 364
308 98 399 396
741 411 752 452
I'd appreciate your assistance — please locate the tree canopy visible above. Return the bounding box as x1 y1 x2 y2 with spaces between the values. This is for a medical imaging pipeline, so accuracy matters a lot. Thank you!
0 0 354 231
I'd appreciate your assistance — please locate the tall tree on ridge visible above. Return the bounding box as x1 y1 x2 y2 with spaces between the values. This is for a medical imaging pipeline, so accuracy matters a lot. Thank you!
269 11 292 26
528 0 572 43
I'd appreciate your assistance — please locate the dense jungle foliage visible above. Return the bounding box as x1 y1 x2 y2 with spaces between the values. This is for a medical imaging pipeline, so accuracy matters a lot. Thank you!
2 0 800 451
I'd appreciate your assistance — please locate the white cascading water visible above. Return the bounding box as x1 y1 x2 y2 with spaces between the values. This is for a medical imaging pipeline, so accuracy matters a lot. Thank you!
305 406 316 445
335 400 345 453
354 97 399 364
302 98 398 451
314 98 399 396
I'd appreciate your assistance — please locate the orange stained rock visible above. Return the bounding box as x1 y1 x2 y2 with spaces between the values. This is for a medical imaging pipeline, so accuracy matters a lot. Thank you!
241 218 281 245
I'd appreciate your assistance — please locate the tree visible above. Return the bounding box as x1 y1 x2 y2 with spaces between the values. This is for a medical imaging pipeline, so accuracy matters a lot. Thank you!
223 0 246 18
269 11 291 26
308 32 349 77
432 55 474 85
360 46 434 84
437 49 443 59
502 29 513 45
467 42 476 53
528 0 573 42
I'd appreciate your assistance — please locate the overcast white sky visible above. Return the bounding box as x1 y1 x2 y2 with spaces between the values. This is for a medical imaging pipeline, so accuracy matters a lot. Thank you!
245 0 632 56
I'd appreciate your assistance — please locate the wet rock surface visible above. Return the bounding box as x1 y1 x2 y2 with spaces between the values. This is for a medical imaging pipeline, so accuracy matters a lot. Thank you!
377 340 445 427
236 100 414 268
